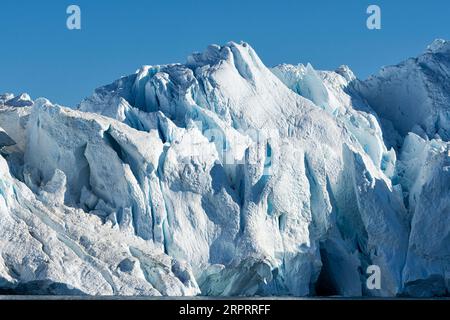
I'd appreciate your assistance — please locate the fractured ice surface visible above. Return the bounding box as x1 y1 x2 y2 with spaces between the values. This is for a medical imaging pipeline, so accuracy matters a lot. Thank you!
356 39 450 144
0 40 449 297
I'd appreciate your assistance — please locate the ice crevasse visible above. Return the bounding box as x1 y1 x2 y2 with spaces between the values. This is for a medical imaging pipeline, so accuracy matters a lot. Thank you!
0 40 449 297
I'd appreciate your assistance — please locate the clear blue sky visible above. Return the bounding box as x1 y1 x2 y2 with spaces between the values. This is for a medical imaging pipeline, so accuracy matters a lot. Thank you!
1 0 449 107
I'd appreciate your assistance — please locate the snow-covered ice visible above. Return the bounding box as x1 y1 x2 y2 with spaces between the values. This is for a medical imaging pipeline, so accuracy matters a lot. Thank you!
0 40 449 297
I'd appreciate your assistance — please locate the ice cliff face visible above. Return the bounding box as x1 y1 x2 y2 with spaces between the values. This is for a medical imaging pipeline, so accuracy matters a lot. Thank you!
0 41 448 297
356 39 450 146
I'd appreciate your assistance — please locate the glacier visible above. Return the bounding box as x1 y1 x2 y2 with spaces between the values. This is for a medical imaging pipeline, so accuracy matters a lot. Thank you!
0 40 449 297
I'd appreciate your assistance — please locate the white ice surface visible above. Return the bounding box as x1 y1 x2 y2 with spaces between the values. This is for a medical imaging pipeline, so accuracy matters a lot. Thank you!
0 40 448 297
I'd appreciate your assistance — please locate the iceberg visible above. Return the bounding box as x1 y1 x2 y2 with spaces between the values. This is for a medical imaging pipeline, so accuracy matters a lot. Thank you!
0 40 448 297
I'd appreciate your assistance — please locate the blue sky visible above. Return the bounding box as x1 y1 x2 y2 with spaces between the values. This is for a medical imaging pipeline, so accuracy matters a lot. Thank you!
1 0 449 106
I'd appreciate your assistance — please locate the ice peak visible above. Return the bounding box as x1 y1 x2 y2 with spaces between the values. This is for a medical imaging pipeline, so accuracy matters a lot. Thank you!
186 44 229 67
186 41 266 74
0 93 14 101
426 39 449 53
335 65 356 82
2 92 33 107
357 38 450 142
